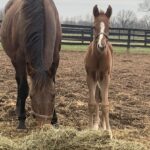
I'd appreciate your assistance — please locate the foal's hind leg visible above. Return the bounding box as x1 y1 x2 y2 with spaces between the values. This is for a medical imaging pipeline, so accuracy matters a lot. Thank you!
12 60 29 129
100 73 112 138
87 75 97 130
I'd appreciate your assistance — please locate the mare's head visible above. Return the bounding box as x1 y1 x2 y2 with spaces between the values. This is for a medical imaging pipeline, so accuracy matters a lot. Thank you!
28 67 56 124
93 5 112 52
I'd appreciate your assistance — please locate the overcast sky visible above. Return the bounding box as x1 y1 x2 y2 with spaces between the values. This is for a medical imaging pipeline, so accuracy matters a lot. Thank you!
0 0 147 19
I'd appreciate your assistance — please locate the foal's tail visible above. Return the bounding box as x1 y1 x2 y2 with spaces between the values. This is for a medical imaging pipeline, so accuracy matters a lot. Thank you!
21 0 45 69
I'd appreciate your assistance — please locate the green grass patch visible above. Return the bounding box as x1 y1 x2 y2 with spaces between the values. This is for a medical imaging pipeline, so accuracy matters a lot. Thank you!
61 45 88 52
62 44 150 54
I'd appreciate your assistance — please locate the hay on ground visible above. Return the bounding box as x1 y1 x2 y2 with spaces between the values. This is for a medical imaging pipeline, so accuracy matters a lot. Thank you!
0 127 148 150
0 135 18 150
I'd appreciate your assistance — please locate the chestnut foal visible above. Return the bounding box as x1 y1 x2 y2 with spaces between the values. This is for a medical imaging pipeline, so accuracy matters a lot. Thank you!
85 5 113 138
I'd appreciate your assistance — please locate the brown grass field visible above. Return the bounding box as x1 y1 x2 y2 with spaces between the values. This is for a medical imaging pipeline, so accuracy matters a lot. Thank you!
0 49 150 149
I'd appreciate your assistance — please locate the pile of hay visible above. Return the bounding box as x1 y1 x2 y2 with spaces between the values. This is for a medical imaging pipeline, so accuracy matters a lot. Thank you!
0 127 148 150
0 135 18 150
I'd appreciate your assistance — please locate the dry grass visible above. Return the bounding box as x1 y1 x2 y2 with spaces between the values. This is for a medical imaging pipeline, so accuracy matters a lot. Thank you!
0 126 148 150
0 136 18 150
0 51 150 150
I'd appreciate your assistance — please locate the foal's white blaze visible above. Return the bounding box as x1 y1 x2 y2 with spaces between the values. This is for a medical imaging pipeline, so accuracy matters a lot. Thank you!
98 22 105 48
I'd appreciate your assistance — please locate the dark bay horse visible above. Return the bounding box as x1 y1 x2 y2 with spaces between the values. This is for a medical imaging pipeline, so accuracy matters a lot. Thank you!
85 5 113 138
1 0 61 129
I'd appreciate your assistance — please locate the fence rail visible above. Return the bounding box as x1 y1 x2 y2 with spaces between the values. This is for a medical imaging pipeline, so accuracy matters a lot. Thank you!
61 24 150 48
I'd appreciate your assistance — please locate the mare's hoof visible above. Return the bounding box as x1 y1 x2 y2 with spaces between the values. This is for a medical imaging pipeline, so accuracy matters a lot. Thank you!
17 122 26 130
52 123 59 129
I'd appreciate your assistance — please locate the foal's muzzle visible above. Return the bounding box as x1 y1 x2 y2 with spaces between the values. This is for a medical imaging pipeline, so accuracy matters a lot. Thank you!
97 44 106 51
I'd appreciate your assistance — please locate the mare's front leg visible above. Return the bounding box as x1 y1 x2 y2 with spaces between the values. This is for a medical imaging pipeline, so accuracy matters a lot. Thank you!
12 60 29 129
100 73 112 138
87 74 98 130
50 62 59 126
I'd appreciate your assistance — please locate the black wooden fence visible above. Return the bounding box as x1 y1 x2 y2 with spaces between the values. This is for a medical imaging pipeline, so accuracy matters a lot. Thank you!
62 24 150 48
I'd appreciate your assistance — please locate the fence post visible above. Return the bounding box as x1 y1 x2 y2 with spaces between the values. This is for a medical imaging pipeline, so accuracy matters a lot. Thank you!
127 29 131 53
144 31 147 47
119 29 120 40
90 27 93 42
81 30 84 44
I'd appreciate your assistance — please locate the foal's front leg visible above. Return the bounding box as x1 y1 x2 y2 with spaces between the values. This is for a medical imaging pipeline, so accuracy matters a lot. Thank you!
87 75 98 130
100 73 112 138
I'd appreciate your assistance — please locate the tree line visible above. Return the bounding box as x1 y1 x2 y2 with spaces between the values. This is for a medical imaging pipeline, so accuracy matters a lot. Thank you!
63 0 150 30
0 0 149 29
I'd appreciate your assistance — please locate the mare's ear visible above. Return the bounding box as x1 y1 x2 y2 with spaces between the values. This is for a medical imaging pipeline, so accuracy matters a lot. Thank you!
27 63 36 77
93 5 99 17
105 5 112 18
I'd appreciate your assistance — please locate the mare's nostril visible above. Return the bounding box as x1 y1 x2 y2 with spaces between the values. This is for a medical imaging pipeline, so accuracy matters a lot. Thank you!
101 47 104 51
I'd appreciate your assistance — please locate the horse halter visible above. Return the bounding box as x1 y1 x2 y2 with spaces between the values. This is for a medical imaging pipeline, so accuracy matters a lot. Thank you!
95 32 109 40
31 111 52 120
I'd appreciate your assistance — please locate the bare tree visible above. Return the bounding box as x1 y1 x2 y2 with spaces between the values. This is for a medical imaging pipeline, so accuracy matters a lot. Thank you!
138 15 150 29
115 10 138 28
110 17 118 28
139 0 150 12
63 15 92 26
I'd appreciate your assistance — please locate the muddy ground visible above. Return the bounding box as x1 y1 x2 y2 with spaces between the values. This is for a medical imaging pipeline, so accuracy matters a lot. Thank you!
0 50 150 146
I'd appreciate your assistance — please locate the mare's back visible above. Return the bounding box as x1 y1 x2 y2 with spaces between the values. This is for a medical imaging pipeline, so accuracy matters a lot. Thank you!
1 0 23 55
1 0 61 65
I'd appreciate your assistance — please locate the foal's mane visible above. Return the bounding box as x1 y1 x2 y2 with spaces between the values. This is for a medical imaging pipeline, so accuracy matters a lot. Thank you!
99 10 105 15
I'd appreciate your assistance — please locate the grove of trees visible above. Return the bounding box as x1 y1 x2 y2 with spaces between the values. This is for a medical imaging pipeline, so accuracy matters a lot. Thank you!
62 8 150 29
63 0 150 29
0 0 149 29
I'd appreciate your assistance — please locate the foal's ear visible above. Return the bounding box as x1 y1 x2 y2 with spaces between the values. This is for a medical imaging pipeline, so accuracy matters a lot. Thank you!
105 5 112 18
93 5 99 17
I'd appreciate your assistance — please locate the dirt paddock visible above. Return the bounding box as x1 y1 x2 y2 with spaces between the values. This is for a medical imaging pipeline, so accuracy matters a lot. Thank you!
0 50 150 146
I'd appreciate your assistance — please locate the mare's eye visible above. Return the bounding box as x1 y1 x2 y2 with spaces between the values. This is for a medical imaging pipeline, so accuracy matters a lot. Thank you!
92 26 96 30
30 95 33 99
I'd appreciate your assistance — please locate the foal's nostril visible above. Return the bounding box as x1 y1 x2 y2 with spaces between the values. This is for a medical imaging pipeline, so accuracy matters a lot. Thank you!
97 44 100 49
100 47 105 51
97 44 104 51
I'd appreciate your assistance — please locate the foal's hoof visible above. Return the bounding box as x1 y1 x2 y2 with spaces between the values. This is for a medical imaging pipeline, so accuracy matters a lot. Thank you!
103 130 113 139
93 124 99 130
